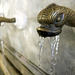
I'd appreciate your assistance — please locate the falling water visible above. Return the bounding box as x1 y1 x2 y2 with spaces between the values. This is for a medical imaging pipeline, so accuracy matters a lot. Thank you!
38 35 60 72
49 35 60 75
0 24 7 72
39 37 44 66
1 40 7 66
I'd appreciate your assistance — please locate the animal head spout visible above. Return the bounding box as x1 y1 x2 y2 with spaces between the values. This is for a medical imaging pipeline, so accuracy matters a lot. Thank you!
37 3 75 37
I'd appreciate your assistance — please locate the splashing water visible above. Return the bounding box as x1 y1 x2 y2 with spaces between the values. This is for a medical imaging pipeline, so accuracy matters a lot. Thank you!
49 35 60 75
39 37 44 66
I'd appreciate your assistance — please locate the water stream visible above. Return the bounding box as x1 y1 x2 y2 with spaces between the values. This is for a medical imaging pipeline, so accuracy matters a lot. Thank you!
39 35 60 75
0 25 7 72
49 35 60 75
39 37 44 66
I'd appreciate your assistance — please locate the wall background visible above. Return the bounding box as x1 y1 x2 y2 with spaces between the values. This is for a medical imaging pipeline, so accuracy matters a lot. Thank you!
0 0 75 75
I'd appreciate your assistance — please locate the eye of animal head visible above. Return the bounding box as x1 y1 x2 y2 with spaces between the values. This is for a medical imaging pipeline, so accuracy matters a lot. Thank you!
55 14 64 23
56 17 61 22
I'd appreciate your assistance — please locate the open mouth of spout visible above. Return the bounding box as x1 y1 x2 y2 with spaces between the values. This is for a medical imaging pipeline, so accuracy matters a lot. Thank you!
37 25 62 37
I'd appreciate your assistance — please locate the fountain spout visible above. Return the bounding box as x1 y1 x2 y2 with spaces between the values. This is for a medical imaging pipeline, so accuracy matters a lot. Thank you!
37 3 75 37
0 17 16 24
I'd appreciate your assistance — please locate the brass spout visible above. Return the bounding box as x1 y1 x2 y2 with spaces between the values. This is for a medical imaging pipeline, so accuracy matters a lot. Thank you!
37 3 75 37
0 17 16 23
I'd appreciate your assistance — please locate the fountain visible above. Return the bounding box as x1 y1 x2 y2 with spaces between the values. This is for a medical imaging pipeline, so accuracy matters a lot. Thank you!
37 3 75 75
0 14 16 73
